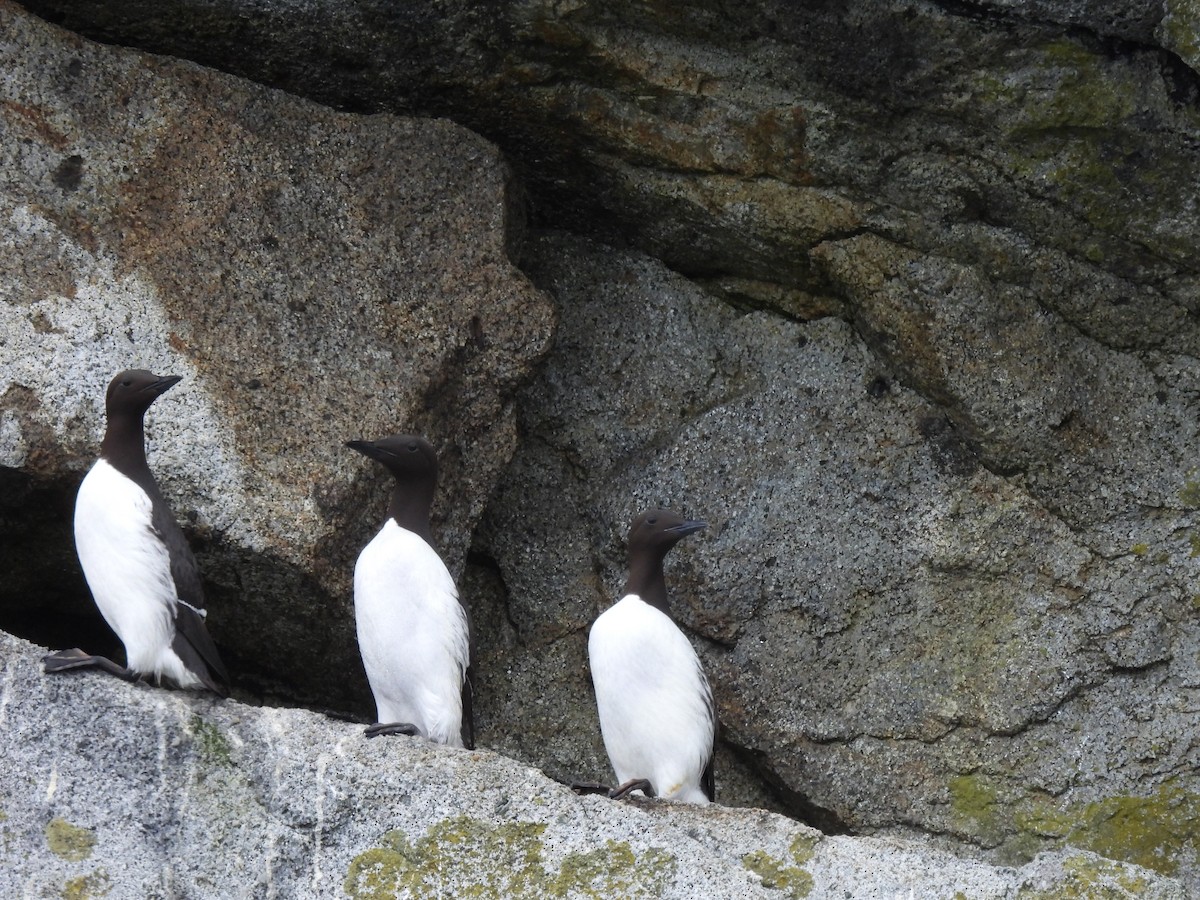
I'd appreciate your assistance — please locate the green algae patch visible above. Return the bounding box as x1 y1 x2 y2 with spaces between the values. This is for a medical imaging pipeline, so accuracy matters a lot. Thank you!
1013 780 1199 878
742 851 812 897
343 833 416 900
1178 476 1200 508
1163 0 1200 71
344 816 677 899
1029 40 1137 130
62 869 112 899
951 770 1197 875
1015 854 1154 899
788 833 817 865
45 818 96 861
189 715 233 767
949 774 1005 844
742 833 818 898
555 840 674 898
1060 782 1198 877
982 39 1195 262
1015 796 1073 840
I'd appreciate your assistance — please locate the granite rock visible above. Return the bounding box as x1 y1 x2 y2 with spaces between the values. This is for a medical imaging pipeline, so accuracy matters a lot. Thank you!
472 232 1200 886
5 0 1200 888
0 2 555 712
0 630 1188 900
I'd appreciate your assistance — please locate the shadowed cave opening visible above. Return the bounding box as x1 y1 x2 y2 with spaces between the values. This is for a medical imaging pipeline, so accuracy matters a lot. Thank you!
0 468 108 657
0 465 373 719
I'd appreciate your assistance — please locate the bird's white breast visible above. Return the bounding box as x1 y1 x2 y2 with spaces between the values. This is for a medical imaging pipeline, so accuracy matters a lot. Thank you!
74 459 184 680
353 520 469 746
588 594 714 803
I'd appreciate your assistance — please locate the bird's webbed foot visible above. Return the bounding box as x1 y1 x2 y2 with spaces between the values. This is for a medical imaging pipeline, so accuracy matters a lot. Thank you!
609 778 655 800
364 722 421 739
569 781 613 796
42 649 141 683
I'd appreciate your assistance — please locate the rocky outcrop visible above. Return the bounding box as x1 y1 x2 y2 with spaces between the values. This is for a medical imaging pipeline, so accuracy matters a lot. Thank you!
472 233 1200 884
4 0 1200 890
17 2 1200 320
0 1 553 712
0 631 1189 899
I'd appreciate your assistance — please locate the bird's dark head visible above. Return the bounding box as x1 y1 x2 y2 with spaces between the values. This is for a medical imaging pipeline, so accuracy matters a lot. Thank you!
346 433 438 485
627 508 707 556
623 508 707 611
346 433 440 538
105 369 182 419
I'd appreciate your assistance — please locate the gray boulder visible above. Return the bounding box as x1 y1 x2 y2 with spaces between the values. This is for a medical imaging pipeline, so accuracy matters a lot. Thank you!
5 0 1200 889
0 631 1188 899
472 231 1200 885
0 2 553 712
16 2 1200 329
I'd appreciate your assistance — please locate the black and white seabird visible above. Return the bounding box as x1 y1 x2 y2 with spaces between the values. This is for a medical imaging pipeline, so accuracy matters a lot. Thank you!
577 508 714 804
43 369 229 695
346 433 473 748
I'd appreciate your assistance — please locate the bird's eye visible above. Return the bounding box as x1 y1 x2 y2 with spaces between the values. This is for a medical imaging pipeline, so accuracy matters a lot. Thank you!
121 380 132 387
408 443 419 452
647 517 657 525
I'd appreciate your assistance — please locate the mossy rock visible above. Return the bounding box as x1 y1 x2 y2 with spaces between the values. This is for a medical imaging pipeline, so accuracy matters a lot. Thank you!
45 818 95 862
741 833 819 898
345 815 677 899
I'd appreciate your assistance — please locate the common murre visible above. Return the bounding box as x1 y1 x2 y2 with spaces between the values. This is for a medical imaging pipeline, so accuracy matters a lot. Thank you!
576 508 714 803
346 433 473 748
44 369 228 695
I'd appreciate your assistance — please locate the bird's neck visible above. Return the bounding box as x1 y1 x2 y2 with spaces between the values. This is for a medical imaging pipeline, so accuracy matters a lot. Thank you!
388 481 436 545
99 413 156 492
624 551 670 615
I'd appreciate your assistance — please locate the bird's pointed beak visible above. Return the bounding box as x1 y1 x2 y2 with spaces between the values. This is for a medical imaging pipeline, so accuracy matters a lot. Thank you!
346 439 391 463
149 375 182 395
669 520 708 537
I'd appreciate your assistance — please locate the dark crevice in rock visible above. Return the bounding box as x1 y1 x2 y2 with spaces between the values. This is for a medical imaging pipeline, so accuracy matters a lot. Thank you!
934 0 1167 53
1103 657 1174 678
1157 48 1200 108
916 414 987 478
724 738 853 835
1081 28 1200 113
694 279 847 324
465 547 524 638
0 467 114 659
692 628 737 654
201 539 373 719
0 467 372 721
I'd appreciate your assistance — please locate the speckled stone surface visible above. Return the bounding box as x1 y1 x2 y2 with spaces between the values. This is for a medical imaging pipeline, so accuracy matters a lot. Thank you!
6 0 1200 888
0 631 1188 899
472 232 1200 885
0 2 554 711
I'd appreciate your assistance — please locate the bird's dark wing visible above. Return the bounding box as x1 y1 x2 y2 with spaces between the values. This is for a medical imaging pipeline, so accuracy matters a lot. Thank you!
701 669 717 802
171 605 230 697
702 746 716 802
458 589 476 750
460 667 475 750
151 498 229 695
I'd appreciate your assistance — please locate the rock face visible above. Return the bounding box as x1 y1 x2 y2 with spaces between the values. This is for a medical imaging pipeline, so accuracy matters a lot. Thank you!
4 0 1200 890
18 2 1200 321
0 631 1189 899
0 2 554 712
473 233 1200 882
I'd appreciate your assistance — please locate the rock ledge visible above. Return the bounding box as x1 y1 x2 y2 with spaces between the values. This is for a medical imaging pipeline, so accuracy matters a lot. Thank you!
0 632 1186 899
